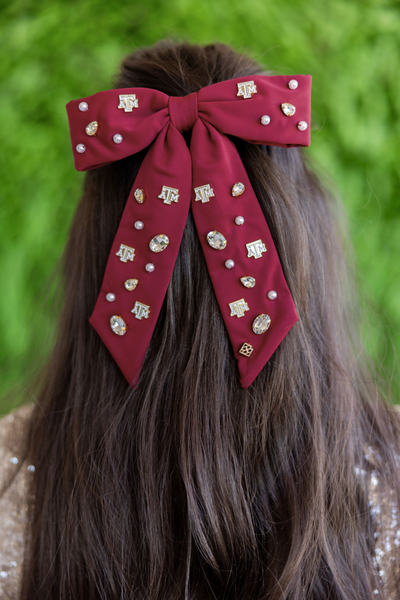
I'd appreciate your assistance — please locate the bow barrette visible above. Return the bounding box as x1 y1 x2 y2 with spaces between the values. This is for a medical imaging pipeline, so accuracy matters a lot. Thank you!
66 74 311 388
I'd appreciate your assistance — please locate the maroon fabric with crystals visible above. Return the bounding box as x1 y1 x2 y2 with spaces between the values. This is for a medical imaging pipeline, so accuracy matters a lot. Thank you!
66 75 312 388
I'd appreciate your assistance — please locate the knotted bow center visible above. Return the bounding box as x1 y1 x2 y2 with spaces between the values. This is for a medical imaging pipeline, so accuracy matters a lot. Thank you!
169 92 198 133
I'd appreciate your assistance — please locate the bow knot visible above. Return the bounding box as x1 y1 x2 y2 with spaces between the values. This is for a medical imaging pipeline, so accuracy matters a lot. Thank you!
169 93 198 132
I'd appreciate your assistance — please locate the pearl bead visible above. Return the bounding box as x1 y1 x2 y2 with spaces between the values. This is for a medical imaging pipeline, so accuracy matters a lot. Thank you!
235 216 245 226
76 143 86 153
225 259 235 269
79 102 89 111
113 134 123 144
134 221 144 230
106 293 116 302
260 115 271 125
288 79 298 90
297 121 308 131
145 263 155 272
267 290 277 300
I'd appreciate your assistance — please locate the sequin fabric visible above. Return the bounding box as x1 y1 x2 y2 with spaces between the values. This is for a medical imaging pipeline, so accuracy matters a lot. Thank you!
0 405 399 598
0 405 33 599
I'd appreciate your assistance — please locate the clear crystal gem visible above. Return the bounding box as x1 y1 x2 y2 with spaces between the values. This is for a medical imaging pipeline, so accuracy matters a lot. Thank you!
149 234 169 253
134 188 145 204
281 103 296 117
240 276 256 288
252 314 271 335
110 315 127 336
206 231 227 250
124 279 138 291
85 121 98 136
231 182 245 197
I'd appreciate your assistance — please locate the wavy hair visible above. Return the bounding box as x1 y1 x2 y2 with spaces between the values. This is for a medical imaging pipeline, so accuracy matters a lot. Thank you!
19 40 400 599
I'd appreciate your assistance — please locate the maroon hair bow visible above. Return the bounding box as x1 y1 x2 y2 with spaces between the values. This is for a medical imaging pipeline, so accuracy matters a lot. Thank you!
66 75 311 388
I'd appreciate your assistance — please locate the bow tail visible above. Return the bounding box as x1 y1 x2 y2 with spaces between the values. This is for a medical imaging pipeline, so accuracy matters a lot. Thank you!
89 124 192 386
190 120 298 388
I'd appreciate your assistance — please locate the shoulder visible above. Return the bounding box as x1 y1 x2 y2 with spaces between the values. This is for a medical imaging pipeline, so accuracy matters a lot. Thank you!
0 404 34 599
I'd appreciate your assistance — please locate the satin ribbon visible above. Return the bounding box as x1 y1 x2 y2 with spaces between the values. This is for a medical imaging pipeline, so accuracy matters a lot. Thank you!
66 75 311 388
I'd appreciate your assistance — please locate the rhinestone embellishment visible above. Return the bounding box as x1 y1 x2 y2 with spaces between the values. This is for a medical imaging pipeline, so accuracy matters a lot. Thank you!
116 244 135 263
110 315 127 336
231 182 245 197
252 314 271 335
237 81 257 99
134 189 145 204
194 184 214 203
281 103 296 117
229 298 249 318
85 121 98 136
240 276 256 288
131 301 150 320
124 279 138 291
206 231 227 250
149 234 169 253
246 239 267 259
158 185 180 205
239 343 253 357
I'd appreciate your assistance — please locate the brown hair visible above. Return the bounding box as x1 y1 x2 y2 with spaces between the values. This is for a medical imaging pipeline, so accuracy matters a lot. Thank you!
19 40 400 599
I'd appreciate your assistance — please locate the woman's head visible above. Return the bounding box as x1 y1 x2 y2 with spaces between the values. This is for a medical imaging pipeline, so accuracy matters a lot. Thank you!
21 40 400 600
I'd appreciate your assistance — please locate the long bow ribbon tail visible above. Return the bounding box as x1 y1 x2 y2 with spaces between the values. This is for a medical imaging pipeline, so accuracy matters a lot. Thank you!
66 74 312 388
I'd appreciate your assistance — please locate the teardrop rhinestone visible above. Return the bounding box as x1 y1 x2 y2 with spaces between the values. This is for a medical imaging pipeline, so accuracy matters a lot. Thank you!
134 188 146 204
110 315 127 336
206 231 227 250
124 279 138 291
231 182 245 197
252 314 271 335
149 234 169 253
240 276 256 289
280 103 296 117
85 121 98 136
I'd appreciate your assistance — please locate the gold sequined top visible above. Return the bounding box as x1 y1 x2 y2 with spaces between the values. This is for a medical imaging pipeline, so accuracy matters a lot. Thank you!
0 405 399 599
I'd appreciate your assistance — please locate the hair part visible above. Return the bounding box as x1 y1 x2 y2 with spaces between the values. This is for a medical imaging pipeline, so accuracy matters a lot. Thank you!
18 40 400 599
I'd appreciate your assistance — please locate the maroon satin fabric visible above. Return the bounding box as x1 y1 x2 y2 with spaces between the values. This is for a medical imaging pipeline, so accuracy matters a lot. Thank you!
66 74 312 388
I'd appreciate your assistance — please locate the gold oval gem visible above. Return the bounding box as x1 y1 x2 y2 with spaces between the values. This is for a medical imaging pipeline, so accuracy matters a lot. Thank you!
85 121 98 136
110 315 127 336
280 103 296 117
206 231 227 250
231 182 245 196
149 234 169 253
124 279 138 291
252 314 271 335
240 276 256 288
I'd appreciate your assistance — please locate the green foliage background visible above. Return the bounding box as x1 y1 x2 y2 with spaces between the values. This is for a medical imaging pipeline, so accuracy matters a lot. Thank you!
0 0 399 413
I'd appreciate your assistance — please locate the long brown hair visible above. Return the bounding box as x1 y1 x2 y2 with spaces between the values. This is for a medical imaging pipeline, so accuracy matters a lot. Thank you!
19 40 400 599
